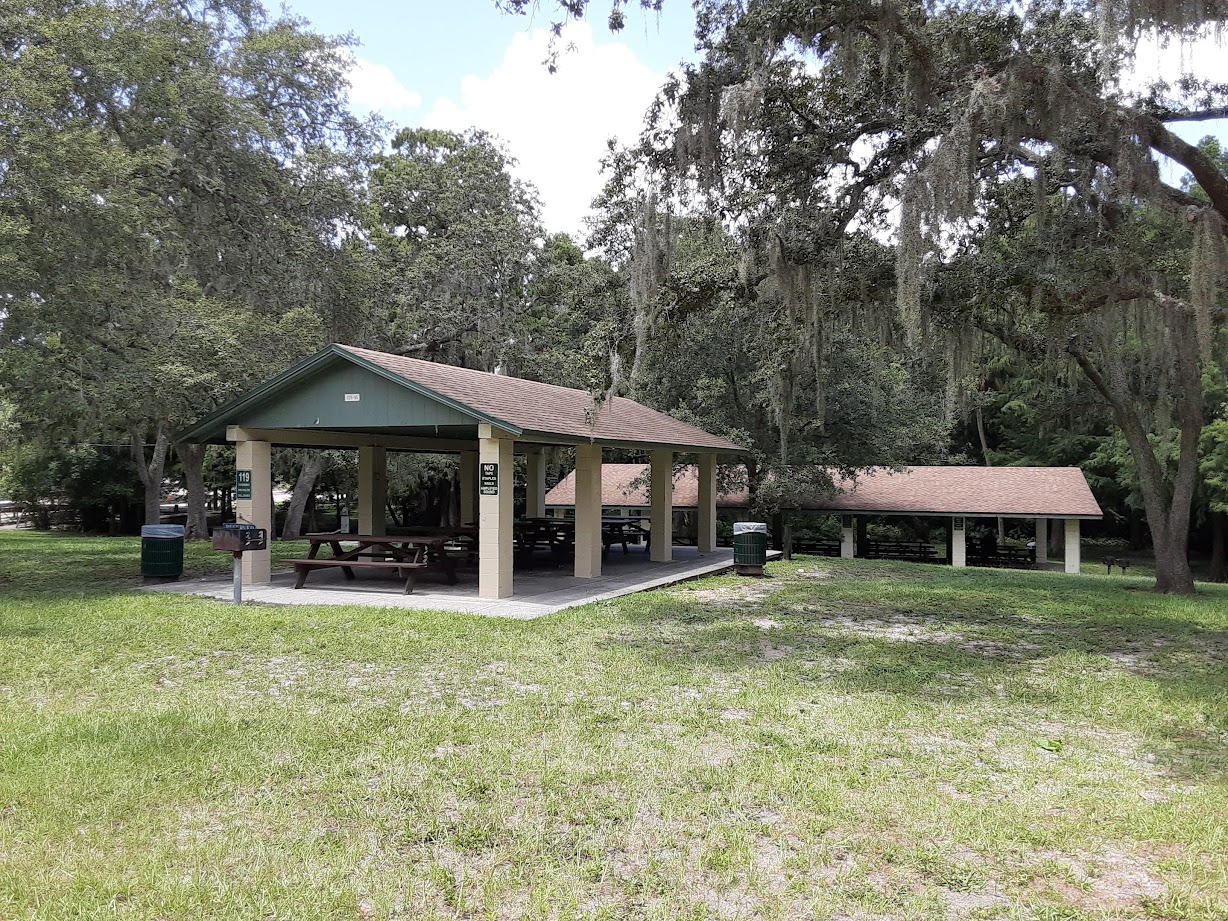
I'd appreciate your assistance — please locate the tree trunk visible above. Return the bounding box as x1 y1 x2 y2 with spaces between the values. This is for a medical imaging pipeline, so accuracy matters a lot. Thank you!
282 452 324 540
177 443 210 540
131 431 171 527
306 493 319 534
974 407 1006 542
1068 331 1199 595
1208 512 1227 583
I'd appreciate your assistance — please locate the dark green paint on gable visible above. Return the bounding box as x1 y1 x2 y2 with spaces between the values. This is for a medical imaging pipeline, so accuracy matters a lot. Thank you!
242 362 479 431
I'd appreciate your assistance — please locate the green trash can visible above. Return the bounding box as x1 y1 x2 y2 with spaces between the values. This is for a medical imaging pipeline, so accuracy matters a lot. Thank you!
733 522 769 576
141 524 185 582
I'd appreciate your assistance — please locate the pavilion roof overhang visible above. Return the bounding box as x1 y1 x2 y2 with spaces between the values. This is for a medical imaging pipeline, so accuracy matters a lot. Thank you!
177 344 746 454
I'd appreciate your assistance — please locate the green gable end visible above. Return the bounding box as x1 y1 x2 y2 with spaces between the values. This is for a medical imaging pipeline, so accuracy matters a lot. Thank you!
240 361 480 433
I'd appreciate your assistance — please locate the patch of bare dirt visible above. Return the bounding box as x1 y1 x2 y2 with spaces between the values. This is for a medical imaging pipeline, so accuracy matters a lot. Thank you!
940 887 1009 918
1032 848 1168 912
681 582 785 608
756 639 795 662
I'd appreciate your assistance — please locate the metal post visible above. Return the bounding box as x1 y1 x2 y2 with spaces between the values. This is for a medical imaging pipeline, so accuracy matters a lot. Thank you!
233 552 242 604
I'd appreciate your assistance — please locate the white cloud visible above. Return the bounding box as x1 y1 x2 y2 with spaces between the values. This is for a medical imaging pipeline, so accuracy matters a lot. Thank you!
424 22 665 237
347 56 422 114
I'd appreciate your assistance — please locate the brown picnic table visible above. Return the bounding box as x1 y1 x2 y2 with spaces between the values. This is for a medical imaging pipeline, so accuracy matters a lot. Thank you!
866 539 940 562
968 544 1036 568
288 533 459 594
518 516 651 557
392 524 480 560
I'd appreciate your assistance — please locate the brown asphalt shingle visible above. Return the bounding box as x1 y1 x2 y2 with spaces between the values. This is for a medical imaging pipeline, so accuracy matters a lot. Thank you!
340 345 743 453
545 464 1103 518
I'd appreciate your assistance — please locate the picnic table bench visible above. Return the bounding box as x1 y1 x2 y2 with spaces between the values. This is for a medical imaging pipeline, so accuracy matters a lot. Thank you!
289 533 459 594
600 517 650 555
515 518 573 563
791 538 842 557
968 545 1036 568
518 517 651 559
392 525 479 561
866 540 940 562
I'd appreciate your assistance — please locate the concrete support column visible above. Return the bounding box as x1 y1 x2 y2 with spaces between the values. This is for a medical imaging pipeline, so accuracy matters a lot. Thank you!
697 454 717 553
459 450 478 526
1064 518 1081 574
574 444 602 579
951 516 966 568
478 433 514 599
235 439 272 585
650 449 673 562
357 446 387 537
525 446 546 519
1035 518 1048 565
840 516 855 558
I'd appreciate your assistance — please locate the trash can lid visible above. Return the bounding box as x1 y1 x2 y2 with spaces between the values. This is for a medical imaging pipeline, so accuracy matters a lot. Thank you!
141 524 185 538
733 521 769 535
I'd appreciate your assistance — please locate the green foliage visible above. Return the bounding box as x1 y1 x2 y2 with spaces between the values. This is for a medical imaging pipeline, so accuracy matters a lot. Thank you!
0 0 375 445
1200 415 1228 514
0 444 141 530
365 128 543 373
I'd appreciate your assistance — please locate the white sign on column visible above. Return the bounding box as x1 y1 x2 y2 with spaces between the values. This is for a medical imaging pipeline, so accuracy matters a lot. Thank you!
478 433 514 599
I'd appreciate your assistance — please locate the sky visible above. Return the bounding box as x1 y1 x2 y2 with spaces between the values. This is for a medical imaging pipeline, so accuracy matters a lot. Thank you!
280 1 1227 237
281 0 700 236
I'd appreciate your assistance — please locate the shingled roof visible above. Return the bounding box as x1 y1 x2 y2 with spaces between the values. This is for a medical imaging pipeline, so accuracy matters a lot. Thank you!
178 344 744 453
545 464 1103 519
545 464 744 508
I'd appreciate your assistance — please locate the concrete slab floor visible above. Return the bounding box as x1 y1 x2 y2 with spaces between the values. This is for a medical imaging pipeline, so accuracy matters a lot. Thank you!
146 546 780 619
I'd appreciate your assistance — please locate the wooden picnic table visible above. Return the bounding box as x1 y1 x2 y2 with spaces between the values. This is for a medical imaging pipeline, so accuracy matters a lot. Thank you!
791 538 842 557
392 524 479 559
289 533 459 593
519 516 652 556
969 544 1036 568
599 517 650 554
866 539 940 562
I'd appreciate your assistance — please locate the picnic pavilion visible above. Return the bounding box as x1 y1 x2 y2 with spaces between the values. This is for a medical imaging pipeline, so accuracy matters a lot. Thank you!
177 344 744 601
544 464 1103 573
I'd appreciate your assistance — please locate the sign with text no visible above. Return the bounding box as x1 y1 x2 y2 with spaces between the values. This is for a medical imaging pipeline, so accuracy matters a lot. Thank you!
479 463 499 496
235 469 252 500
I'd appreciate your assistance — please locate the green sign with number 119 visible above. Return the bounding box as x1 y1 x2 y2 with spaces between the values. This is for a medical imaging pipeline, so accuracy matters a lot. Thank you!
235 469 252 500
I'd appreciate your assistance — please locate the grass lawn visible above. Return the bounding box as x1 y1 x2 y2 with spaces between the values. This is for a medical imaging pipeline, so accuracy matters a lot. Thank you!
0 531 1225 920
